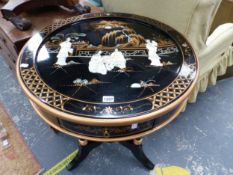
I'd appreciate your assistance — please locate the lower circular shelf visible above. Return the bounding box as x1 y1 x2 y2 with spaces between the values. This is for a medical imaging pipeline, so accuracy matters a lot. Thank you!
30 100 186 142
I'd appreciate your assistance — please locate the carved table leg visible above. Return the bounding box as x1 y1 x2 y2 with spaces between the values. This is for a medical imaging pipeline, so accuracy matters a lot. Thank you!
66 139 102 171
119 138 154 170
67 138 154 171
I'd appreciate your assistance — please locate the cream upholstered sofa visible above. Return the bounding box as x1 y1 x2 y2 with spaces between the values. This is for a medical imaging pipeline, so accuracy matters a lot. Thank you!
102 0 233 103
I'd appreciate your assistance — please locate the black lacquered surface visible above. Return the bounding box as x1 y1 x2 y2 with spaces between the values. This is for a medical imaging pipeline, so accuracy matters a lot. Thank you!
36 18 182 102
18 13 198 119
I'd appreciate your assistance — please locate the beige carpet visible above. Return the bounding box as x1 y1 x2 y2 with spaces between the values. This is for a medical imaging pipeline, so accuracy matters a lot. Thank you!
0 103 41 175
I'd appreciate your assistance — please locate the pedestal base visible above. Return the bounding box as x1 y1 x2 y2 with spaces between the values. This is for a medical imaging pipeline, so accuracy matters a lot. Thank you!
66 139 154 171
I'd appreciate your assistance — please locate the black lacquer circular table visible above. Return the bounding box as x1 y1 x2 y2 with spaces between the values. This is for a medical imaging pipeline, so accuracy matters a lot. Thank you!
16 13 199 170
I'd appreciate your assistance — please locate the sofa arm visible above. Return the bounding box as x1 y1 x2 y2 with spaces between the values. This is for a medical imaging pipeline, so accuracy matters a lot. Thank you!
200 23 233 60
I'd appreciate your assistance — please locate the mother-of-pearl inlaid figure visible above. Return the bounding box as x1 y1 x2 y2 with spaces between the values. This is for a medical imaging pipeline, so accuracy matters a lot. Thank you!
55 37 73 66
89 49 126 75
88 51 107 75
146 40 163 67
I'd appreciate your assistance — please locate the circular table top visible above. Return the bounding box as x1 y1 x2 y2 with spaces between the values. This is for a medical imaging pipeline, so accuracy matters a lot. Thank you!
17 13 198 124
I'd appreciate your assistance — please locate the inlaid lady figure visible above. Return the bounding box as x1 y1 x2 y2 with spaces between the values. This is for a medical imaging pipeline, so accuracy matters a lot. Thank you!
56 38 73 66
146 40 162 67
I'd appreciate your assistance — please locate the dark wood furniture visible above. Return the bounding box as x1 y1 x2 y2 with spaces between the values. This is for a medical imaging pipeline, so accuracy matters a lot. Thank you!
1 0 91 30
0 0 102 73
16 13 199 170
